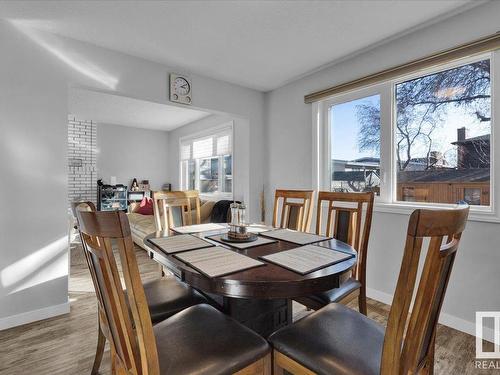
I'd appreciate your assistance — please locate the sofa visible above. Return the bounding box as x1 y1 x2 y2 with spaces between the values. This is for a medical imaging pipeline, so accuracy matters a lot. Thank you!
127 199 216 250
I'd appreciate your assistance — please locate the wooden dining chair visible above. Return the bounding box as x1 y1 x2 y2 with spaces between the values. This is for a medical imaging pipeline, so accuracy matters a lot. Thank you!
72 202 206 375
76 210 271 375
153 190 201 231
72 201 106 374
269 204 469 375
71 201 97 229
272 189 314 232
295 191 374 314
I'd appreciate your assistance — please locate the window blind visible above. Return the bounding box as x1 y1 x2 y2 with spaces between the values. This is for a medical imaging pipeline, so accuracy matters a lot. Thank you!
216 135 231 156
180 126 232 161
193 137 213 159
180 144 191 161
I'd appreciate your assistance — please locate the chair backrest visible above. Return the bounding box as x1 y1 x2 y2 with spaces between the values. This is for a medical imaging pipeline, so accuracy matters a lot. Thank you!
272 189 314 232
70 201 96 228
77 210 160 375
152 190 201 231
381 205 469 375
72 202 115 356
315 191 374 284
73 206 119 348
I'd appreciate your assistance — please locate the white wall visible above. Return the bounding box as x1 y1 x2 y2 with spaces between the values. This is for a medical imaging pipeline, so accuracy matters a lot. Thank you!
0 19 264 329
0 20 69 329
265 1 500 336
168 114 251 206
97 123 169 190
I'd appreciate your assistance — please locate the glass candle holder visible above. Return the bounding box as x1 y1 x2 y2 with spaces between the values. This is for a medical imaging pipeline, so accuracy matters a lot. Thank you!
230 203 240 225
238 203 246 225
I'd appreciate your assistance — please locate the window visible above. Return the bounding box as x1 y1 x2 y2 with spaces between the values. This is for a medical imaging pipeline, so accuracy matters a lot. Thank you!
180 125 233 198
395 59 491 206
329 95 381 194
315 53 497 220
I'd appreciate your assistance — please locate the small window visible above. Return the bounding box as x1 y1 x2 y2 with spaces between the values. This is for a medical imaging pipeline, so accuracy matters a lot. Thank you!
180 125 233 198
329 94 381 194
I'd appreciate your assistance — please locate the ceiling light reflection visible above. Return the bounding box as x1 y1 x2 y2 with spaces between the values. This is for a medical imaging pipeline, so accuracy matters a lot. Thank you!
10 19 119 90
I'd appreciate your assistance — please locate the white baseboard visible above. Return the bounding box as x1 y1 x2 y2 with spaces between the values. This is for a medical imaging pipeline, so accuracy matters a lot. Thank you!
366 288 495 343
366 287 393 305
0 302 70 331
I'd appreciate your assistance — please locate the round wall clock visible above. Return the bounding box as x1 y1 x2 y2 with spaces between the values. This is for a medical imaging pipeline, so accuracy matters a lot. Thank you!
170 73 192 105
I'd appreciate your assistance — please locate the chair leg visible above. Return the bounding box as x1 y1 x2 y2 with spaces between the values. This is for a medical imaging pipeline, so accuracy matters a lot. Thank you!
111 345 116 374
273 350 316 375
358 286 367 315
91 316 106 375
428 349 435 374
159 263 165 277
419 333 436 374
116 362 128 375
263 353 272 375
419 359 434 375
110 345 129 375
273 356 285 375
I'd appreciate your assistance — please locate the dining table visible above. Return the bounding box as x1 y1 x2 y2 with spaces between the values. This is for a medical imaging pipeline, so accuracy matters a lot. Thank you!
145 224 357 337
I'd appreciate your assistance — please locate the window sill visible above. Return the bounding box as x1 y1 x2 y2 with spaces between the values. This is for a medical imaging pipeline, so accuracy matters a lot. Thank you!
199 193 233 202
374 202 500 223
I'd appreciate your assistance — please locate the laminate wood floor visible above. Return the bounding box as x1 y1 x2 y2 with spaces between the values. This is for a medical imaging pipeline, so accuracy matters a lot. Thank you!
0 241 491 374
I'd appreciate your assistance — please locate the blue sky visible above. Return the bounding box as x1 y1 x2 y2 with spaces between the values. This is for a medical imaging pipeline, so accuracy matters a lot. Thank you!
330 94 380 161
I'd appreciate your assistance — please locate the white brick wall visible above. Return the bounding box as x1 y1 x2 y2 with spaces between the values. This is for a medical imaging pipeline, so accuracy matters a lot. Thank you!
67 115 97 206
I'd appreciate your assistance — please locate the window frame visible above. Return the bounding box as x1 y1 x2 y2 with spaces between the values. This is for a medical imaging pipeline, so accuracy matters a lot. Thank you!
179 122 234 200
313 52 498 222
319 86 385 200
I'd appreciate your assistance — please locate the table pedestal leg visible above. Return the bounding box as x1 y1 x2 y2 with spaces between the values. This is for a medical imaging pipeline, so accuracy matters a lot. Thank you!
222 297 292 337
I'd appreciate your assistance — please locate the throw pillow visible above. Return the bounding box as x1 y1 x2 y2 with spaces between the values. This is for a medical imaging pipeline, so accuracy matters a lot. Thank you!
137 197 154 215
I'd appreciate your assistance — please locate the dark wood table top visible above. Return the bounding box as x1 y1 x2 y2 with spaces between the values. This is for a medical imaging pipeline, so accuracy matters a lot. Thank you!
145 227 357 299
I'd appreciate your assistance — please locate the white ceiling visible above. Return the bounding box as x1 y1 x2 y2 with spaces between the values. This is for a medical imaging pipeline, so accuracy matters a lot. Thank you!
69 89 210 131
0 1 480 91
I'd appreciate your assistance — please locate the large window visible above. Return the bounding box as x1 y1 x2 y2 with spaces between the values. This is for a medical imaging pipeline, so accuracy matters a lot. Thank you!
395 59 491 206
316 53 496 219
180 125 233 198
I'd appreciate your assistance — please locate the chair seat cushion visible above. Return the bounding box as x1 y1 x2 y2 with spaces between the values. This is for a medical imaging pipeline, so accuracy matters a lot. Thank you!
144 278 207 324
269 303 384 375
154 304 270 375
308 277 361 305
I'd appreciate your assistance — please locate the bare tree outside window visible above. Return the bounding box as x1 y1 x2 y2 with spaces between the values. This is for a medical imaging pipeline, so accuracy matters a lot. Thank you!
330 95 381 194
355 59 491 205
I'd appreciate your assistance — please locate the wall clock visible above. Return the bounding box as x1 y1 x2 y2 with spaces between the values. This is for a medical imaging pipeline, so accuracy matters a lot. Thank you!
169 73 192 105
